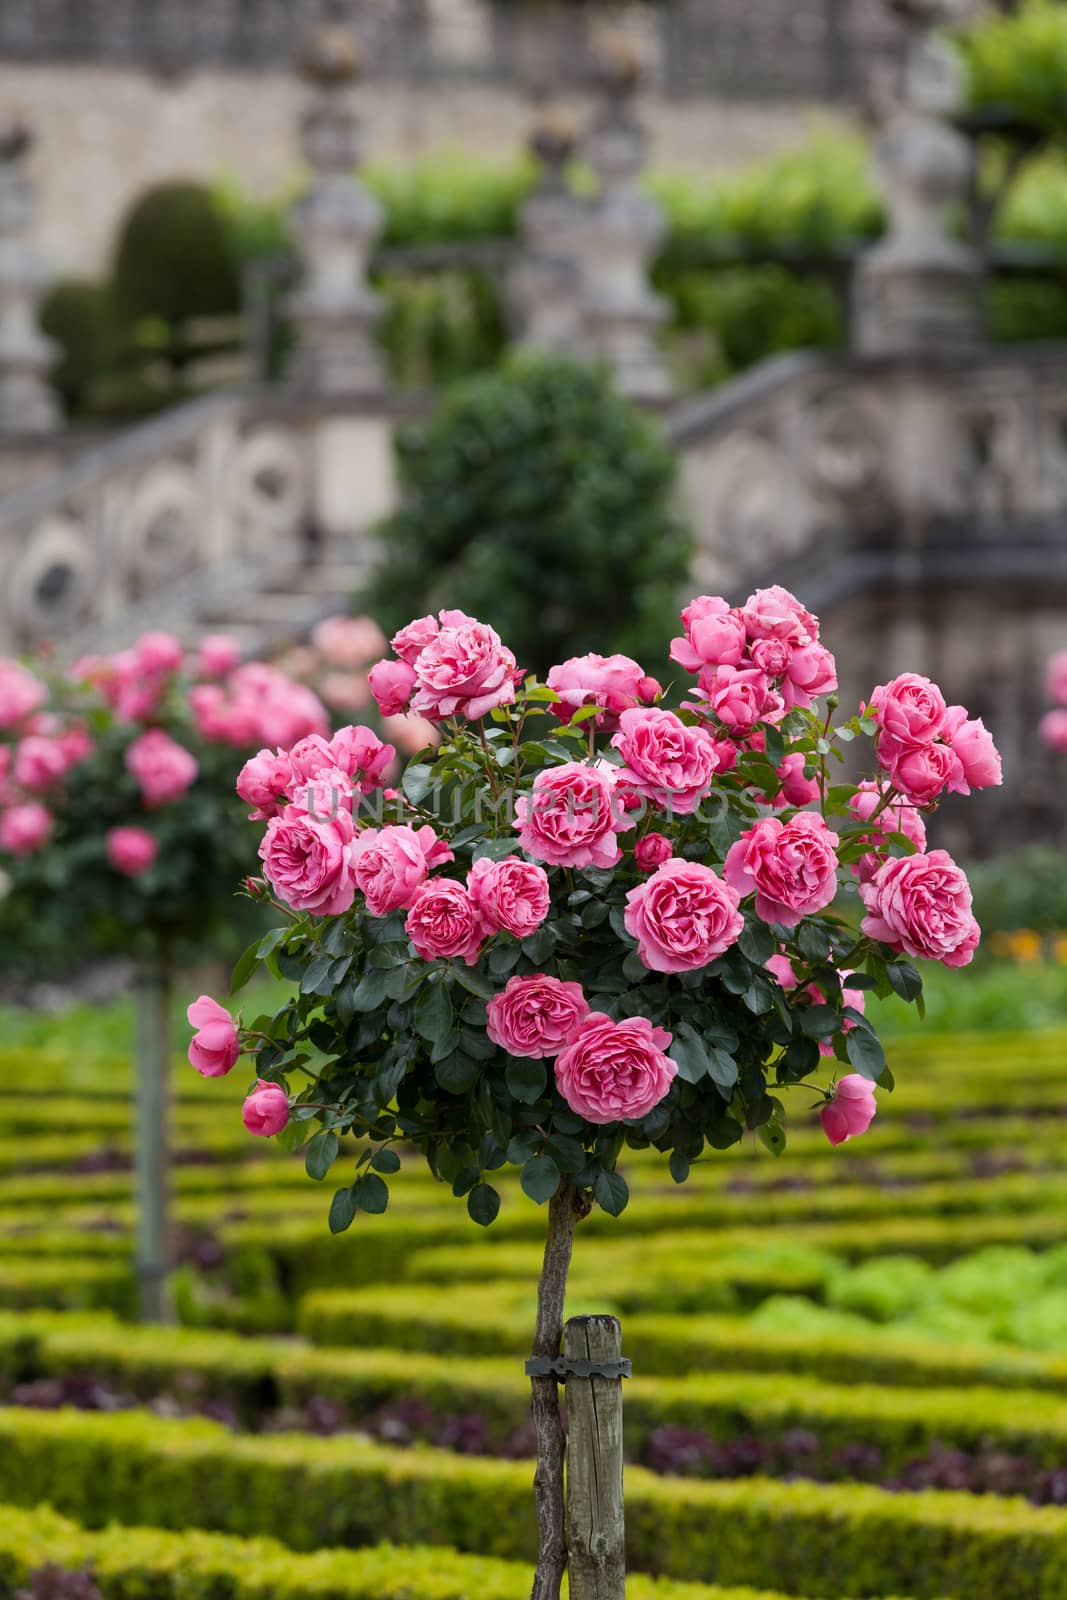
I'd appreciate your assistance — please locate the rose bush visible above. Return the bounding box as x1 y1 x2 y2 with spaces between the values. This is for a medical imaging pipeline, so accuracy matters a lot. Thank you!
193 589 1000 1599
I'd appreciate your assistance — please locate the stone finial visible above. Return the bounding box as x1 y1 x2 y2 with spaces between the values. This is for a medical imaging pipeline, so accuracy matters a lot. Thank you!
286 26 384 396
0 113 60 435
511 108 586 356
572 31 674 403
853 0 982 354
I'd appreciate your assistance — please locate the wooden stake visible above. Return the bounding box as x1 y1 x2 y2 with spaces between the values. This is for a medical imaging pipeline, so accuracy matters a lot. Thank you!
133 959 172 1322
564 1314 626 1600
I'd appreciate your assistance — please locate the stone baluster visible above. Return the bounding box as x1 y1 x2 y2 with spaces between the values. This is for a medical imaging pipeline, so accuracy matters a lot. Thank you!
0 117 59 435
853 0 982 354
287 25 385 395
576 34 673 404
510 109 588 356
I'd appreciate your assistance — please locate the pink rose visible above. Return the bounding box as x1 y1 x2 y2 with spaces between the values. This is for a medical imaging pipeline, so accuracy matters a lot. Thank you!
861 849 980 968
468 855 550 938
946 714 1002 793
0 801 51 855
242 1080 290 1137
634 832 672 872
750 637 792 678
259 807 357 916
289 768 355 821
58 723 92 768
312 615 387 668
352 824 453 916
547 652 660 731
107 826 158 877
698 665 782 735
782 642 838 710
885 740 960 806
410 614 517 722
381 712 438 758
125 730 198 808
820 1074 877 1146
369 659 417 717
187 994 240 1078
0 660 47 730
321 674 371 713
555 1013 676 1125
13 735 69 794
765 952 799 990
670 596 747 674
288 734 337 781
624 859 743 973
1046 650 1067 707
1041 709 1067 753
134 631 184 675
515 762 630 869
868 673 947 758
610 708 719 815
742 586 818 646
847 781 927 884
391 615 440 666
772 752 820 809
237 748 295 820
405 878 485 964
821 980 867 1059
486 974 590 1058
724 812 840 928
329 725 395 792
197 634 241 677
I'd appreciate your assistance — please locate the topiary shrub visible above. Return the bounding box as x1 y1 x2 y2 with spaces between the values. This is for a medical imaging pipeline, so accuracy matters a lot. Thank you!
38 280 117 417
111 182 240 353
362 354 692 677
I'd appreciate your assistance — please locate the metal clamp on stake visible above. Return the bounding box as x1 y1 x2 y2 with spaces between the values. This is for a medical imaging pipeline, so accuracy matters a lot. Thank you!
525 1354 632 1381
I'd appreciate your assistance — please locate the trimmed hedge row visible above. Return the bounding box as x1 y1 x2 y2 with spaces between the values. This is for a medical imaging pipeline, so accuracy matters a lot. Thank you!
0 1262 133 1315
0 1502 918 1600
12 1311 1067 1467
0 1408 1064 1597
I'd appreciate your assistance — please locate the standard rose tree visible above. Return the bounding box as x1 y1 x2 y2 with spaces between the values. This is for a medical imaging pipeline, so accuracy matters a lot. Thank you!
192 598 1000 1600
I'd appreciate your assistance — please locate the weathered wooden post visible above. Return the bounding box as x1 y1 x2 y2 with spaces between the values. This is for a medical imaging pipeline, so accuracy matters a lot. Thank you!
563 1314 629 1600
133 957 172 1322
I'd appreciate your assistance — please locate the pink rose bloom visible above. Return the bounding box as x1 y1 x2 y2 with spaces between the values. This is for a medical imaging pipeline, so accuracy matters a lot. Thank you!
405 878 485 964
134 631 184 675
289 767 356 820
945 713 1002 793
0 801 51 855
288 734 340 781
820 979 867 1059
369 658 417 717
58 723 92 768
1046 650 1067 707
237 748 295 820
766 952 799 989
13 735 69 794
724 812 840 928
468 855 550 938
515 762 630 869
699 664 782 735
486 974 590 1058
782 642 838 710
624 858 743 973
410 615 517 722
259 807 357 916
352 823 453 916
242 1080 290 1137
742 586 818 646
312 614 387 668
107 825 158 877
1040 708 1067 753
610 708 719 815
773 752 820 809
670 596 747 674
750 637 792 678
391 615 440 666
186 994 240 1078
555 1013 676 1125
125 730 198 808
634 832 672 872
0 660 47 730
868 673 947 758
381 712 438 758
848 781 927 883
861 849 980 968
329 725 395 792
885 741 960 806
197 635 241 677
547 652 660 732
820 1074 877 1147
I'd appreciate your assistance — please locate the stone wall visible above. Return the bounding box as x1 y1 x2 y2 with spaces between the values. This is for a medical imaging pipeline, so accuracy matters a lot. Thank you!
0 61 854 278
